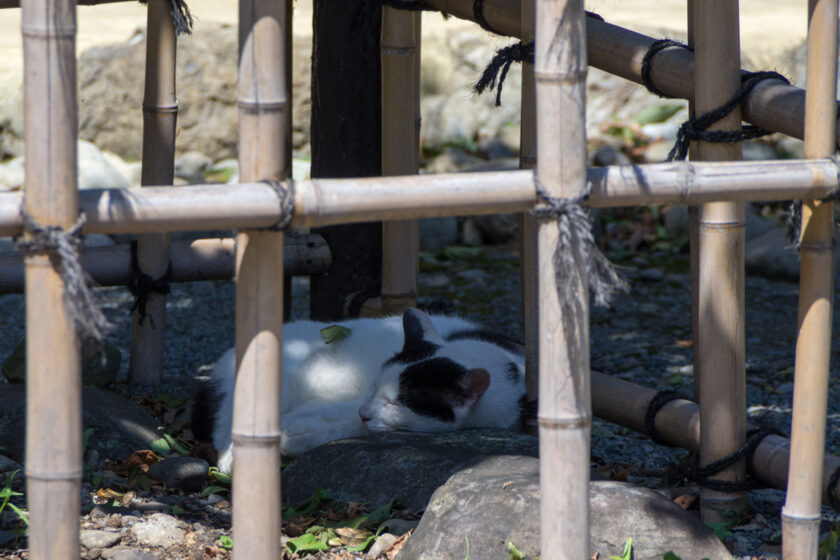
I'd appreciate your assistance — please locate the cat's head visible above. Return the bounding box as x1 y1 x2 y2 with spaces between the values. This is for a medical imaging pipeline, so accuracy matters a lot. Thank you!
358 309 491 432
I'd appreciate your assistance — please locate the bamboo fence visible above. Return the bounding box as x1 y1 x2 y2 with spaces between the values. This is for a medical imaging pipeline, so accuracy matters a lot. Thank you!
782 0 839 557
129 0 177 385
0 234 331 293
534 1 591 557
692 0 747 523
230 0 291 558
380 2 420 316
519 0 539 427
8 0 840 558
21 0 82 559
0 159 837 236
591 371 840 508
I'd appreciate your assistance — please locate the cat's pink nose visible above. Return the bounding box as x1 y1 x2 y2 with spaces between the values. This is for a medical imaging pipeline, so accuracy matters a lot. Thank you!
359 410 371 422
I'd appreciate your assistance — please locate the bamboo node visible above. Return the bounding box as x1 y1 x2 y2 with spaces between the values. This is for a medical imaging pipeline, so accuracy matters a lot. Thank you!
142 103 179 115
536 415 591 430
129 240 172 327
20 26 76 39
138 0 194 36
262 179 295 231
532 179 626 308
231 433 284 446
237 100 289 114
17 211 113 345
25 469 84 481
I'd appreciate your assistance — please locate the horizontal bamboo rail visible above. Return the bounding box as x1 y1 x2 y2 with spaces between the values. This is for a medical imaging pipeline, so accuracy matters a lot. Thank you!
421 0 836 146
0 159 835 236
0 234 330 293
591 371 840 508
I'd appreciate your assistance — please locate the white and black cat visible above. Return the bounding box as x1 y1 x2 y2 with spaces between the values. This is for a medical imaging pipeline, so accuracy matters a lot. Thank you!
192 308 526 474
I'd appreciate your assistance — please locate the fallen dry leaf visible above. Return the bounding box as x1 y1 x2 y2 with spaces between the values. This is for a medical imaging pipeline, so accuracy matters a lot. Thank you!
502 481 514 489
673 493 698 510
385 529 413 560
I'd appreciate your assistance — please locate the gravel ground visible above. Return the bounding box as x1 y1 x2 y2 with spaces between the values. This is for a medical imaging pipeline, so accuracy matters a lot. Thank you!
1 232 840 559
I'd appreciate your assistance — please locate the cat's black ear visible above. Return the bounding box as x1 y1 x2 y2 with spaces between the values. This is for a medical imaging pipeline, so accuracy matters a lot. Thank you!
402 308 444 349
460 368 491 406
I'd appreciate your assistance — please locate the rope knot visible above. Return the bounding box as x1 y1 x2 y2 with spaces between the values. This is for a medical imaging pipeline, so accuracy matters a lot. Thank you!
139 0 194 36
129 241 172 327
17 211 112 345
532 179 626 308
474 42 535 107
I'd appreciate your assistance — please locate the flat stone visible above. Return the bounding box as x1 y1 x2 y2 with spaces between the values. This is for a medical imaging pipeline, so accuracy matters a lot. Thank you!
130 513 186 548
0 384 159 463
0 454 20 473
282 429 537 512
398 455 732 560
80 529 121 550
147 456 208 492
100 546 158 560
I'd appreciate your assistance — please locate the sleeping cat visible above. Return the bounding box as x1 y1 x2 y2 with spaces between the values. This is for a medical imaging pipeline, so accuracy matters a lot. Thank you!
192 308 526 474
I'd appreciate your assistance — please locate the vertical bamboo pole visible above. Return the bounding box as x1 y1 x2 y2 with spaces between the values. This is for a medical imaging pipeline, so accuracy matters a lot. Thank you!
22 1 82 559
535 1 590 558
519 0 538 429
692 0 747 523
232 0 290 558
781 1 838 557
381 4 420 316
686 0 700 401
128 0 176 385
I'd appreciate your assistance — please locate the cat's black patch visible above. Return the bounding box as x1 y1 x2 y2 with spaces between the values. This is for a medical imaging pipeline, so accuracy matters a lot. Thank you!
505 361 522 384
444 329 524 355
383 340 440 366
398 357 472 422
191 382 220 443
519 395 537 432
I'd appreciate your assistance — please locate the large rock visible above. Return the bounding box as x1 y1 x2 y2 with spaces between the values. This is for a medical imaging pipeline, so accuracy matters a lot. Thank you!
0 384 160 463
399 455 732 560
75 23 311 162
281 429 537 512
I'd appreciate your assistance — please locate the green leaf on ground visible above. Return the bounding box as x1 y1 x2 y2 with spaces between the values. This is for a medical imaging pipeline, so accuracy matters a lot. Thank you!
610 538 633 560
219 535 233 550
321 325 352 344
286 532 329 554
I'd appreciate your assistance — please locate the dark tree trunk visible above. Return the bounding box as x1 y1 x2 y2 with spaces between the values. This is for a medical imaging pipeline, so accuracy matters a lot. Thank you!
309 0 383 321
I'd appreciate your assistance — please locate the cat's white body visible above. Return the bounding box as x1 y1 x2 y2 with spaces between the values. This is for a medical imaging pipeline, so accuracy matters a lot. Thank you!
199 310 525 474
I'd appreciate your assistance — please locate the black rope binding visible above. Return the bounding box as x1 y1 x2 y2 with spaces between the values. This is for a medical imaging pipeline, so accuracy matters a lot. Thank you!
139 0 194 36
531 180 626 308
785 154 840 247
644 390 687 446
473 0 502 35
129 241 172 327
641 39 692 99
827 464 840 511
473 12 604 107
667 71 790 161
17 212 113 344
666 427 781 492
